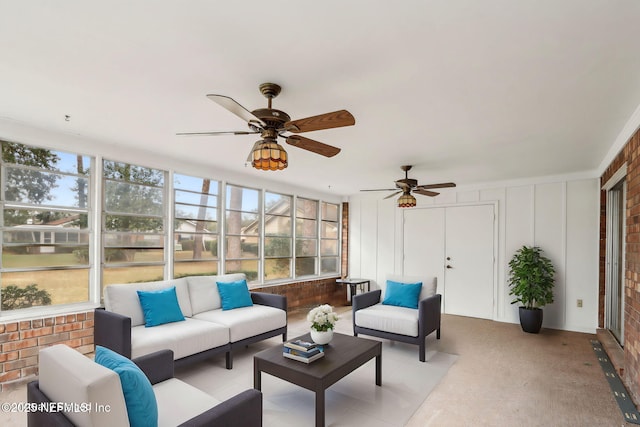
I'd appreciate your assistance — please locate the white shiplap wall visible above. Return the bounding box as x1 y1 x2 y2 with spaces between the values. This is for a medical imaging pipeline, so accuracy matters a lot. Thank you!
348 177 600 333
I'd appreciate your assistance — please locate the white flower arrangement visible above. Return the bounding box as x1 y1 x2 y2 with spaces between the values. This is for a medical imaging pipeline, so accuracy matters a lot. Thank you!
307 304 339 332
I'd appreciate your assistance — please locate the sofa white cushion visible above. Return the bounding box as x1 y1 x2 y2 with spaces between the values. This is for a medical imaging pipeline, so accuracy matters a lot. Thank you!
193 304 286 343
105 278 192 327
38 344 129 427
153 378 220 427
355 304 419 337
384 274 437 302
187 273 247 315
131 318 229 359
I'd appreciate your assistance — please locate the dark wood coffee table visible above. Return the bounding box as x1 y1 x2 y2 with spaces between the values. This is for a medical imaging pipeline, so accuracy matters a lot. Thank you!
254 332 382 427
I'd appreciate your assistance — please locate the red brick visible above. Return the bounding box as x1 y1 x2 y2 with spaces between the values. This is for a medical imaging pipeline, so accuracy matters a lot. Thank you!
19 347 40 359
70 329 93 339
21 366 38 377
53 323 82 333
19 321 31 330
2 338 37 352
0 332 20 343
38 333 69 346
0 370 20 383
20 326 53 339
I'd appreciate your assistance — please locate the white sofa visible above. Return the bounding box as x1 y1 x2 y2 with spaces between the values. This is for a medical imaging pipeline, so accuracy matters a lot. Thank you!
27 344 262 426
95 273 287 369
352 275 441 362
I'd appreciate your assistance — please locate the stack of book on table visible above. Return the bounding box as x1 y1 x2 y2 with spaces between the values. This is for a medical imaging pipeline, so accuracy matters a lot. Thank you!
283 339 325 363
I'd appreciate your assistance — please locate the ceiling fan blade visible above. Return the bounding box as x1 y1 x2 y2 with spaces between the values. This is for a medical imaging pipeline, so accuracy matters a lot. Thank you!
176 130 261 136
206 94 266 127
416 182 457 190
286 135 341 157
384 191 402 200
414 189 440 197
285 110 355 133
360 188 397 192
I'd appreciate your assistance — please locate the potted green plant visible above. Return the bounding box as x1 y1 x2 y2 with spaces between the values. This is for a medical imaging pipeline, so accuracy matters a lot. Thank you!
508 245 556 334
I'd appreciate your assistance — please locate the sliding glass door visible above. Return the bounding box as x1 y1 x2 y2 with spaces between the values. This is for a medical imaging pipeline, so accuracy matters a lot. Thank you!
606 179 625 344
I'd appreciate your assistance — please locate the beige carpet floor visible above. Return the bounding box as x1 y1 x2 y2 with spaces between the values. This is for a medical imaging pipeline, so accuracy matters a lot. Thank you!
406 311 632 427
0 305 633 426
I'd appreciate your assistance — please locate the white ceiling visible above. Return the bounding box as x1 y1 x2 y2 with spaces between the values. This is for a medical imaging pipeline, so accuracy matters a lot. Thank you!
2 1 640 197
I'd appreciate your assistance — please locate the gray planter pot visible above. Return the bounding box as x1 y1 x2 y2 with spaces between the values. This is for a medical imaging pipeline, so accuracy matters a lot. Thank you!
519 307 543 334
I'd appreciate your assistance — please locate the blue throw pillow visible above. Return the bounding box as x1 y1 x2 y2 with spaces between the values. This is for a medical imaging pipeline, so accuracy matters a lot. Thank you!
216 279 254 310
382 280 423 309
137 286 185 327
95 346 158 427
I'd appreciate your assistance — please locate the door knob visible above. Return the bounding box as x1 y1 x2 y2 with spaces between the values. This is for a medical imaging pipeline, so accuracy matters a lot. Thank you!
446 265 453 269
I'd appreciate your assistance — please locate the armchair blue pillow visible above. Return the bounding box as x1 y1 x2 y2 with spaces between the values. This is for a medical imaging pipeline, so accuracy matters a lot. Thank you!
217 279 254 310
382 280 423 309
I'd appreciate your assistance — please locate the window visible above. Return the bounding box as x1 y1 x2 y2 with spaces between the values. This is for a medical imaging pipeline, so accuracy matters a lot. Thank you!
173 174 219 278
264 192 292 281
295 198 318 277
1 141 92 312
102 160 166 286
320 202 340 274
0 141 343 316
225 184 259 282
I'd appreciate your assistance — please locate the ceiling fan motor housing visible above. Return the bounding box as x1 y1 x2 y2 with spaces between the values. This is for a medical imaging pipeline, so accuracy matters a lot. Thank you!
250 108 291 131
396 178 418 189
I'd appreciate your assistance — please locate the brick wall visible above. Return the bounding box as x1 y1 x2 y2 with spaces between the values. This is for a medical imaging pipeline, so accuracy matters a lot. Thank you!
254 276 347 311
0 310 94 392
600 127 640 406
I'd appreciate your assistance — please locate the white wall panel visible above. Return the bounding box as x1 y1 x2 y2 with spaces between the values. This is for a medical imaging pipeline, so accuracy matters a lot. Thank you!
348 199 363 278
457 190 480 203
349 177 599 333
565 180 599 332
376 198 396 287
504 186 534 323
534 183 566 329
359 198 379 280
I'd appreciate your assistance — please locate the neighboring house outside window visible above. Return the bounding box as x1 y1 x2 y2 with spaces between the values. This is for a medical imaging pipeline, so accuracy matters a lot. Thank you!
102 160 166 287
225 184 259 282
173 173 219 278
320 202 340 274
263 192 293 282
296 197 318 277
0 141 92 312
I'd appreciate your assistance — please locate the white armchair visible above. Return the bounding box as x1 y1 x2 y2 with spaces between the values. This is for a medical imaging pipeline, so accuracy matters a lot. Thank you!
352 275 441 362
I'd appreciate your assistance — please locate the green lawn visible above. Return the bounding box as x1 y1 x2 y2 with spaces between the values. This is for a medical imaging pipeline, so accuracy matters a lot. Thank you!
1 251 270 307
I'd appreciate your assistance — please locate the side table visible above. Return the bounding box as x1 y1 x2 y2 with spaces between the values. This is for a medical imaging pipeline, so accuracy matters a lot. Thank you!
336 278 370 305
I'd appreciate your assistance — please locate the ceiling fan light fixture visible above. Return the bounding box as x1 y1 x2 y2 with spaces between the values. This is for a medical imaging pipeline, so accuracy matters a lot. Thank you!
251 139 288 171
397 192 417 208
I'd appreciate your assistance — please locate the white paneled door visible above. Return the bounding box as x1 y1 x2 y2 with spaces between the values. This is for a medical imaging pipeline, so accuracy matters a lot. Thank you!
403 204 495 319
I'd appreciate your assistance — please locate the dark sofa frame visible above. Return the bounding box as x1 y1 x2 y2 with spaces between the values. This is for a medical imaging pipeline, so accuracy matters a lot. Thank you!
27 349 263 427
95 291 287 370
352 289 441 362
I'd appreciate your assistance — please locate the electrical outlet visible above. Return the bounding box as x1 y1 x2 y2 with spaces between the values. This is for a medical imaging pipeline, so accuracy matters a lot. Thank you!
577 299 583 308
